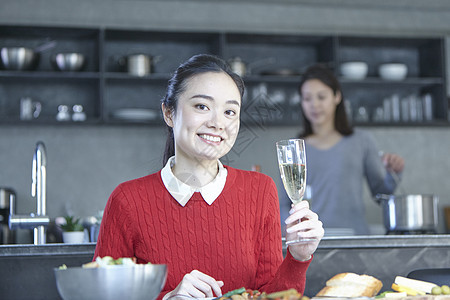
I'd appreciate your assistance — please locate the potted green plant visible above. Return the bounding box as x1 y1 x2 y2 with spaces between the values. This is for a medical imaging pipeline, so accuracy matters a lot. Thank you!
60 216 85 244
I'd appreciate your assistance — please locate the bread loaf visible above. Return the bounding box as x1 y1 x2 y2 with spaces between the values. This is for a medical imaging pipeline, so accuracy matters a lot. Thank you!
316 272 383 297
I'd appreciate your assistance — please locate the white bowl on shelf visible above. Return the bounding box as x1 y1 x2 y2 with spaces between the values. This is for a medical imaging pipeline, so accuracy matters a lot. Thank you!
340 61 368 80
378 63 408 81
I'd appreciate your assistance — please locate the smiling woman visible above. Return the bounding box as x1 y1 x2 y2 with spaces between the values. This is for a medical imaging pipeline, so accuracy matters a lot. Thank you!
279 64 404 235
93 54 324 300
161 54 245 167
162 72 242 177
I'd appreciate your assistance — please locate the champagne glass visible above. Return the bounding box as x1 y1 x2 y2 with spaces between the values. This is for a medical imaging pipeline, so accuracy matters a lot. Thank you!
276 138 314 245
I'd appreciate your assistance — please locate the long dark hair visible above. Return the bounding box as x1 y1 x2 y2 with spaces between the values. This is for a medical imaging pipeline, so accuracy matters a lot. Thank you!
298 64 353 138
161 54 245 165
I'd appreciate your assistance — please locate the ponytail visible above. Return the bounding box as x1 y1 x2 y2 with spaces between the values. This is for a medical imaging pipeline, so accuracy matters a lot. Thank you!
163 127 175 166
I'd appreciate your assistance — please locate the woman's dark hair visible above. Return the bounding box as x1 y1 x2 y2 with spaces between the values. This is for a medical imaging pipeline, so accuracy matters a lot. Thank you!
298 63 353 138
161 54 245 165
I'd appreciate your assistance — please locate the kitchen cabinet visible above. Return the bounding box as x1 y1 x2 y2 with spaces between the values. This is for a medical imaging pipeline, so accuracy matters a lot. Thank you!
223 33 334 127
0 25 101 124
102 30 221 125
337 36 447 126
0 25 447 126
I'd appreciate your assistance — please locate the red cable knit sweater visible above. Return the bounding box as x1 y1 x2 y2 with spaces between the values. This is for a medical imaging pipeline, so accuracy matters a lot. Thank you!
94 165 311 299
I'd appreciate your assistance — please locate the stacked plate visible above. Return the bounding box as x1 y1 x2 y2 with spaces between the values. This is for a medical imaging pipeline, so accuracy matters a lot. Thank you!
324 228 355 237
112 108 159 122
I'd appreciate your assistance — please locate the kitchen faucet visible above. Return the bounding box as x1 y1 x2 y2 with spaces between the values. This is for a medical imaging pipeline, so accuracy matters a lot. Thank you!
9 141 50 245
32 141 47 244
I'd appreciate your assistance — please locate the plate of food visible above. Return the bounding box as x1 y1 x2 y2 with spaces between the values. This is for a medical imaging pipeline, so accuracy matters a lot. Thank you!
166 287 304 300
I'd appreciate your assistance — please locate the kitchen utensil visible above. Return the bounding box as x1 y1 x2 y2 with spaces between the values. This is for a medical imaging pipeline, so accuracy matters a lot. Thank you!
340 61 368 80
118 54 161 77
0 47 39 71
228 57 246 77
72 105 86 122
376 194 438 233
54 264 167 300
378 63 408 81
56 105 71 121
391 94 400 122
387 168 406 195
128 54 151 76
51 53 86 72
378 150 406 194
34 40 57 53
401 98 409 122
355 106 369 122
229 56 276 77
82 216 100 242
372 107 384 122
0 187 16 244
112 108 158 121
20 97 42 120
422 93 433 122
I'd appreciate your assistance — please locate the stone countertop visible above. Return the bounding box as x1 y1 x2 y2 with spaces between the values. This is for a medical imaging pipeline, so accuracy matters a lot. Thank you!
1 234 449 257
305 235 450 296
0 242 97 256
316 234 450 248
1 235 449 299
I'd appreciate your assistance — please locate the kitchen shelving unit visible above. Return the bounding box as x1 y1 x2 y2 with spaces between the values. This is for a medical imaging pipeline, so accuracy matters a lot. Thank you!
0 25 101 124
0 25 447 126
337 36 447 126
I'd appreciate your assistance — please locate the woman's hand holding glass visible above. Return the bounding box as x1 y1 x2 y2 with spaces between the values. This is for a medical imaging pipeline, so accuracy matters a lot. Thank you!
277 138 319 245
163 270 223 300
284 200 324 261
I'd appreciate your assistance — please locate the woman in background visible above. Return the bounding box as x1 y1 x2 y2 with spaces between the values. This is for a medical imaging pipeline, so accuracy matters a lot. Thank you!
95 54 324 300
280 64 404 235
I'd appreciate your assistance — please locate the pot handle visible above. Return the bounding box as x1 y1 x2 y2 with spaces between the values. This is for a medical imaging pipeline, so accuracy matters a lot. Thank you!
375 193 391 204
108 55 126 66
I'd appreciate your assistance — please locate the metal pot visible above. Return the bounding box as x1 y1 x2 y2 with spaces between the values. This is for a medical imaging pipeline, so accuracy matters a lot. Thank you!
0 47 39 71
228 56 276 77
51 52 86 72
376 194 438 233
0 41 55 71
120 54 161 77
228 57 246 77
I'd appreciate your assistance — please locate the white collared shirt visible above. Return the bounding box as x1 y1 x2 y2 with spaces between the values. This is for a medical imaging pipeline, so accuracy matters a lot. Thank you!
160 156 228 207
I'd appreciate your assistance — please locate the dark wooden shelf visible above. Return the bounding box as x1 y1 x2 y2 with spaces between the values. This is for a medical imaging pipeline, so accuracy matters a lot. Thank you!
339 77 443 85
0 25 447 127
103 72 171 81
0 71 100 80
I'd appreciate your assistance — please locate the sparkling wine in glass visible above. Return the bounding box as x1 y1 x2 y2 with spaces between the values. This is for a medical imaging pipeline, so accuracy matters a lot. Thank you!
276 138 315 245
